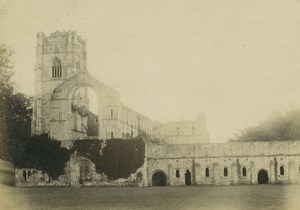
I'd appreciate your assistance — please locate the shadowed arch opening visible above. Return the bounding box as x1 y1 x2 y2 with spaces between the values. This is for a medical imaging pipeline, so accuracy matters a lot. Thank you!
205 168 209 177
280 166 284 175
258 169 269 184
185 170 191 185
152 171 167 186
50 72 120 141
71 86 99 137
224 167 228 177
175 169 180 178
79 160 92 184
242 167 247 176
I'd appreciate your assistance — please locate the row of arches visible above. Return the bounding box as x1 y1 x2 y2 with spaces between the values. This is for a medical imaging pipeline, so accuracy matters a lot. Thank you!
152 169 271 186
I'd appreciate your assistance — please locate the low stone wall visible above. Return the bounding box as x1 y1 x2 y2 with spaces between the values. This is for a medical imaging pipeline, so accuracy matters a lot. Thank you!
15 168 69 187
0 159 15 186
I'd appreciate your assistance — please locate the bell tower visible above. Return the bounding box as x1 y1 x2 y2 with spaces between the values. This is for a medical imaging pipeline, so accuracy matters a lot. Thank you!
32 30 88 136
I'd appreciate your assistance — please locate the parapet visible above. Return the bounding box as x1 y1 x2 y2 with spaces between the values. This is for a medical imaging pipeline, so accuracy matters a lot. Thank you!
36 30 87 54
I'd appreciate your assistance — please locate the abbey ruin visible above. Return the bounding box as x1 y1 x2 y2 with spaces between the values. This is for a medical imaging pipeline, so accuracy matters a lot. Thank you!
31 30 209 147
15 31 300 187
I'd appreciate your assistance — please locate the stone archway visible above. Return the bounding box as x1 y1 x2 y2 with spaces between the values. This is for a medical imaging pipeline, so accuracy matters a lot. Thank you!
152 171 167 186
70 85 99 138
49 72 119 142
258 169 269 184
70 155 96 186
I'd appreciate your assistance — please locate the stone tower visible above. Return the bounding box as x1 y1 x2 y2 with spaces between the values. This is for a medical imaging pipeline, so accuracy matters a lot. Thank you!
31 31 88 136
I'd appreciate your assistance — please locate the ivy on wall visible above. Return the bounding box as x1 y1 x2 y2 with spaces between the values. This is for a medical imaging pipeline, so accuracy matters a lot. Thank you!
72 138 145 180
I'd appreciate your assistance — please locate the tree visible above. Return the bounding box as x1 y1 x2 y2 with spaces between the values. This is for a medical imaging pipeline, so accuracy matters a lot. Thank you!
15 134 70 180
0 44 13 156
230 109 300 142
0 43 32 162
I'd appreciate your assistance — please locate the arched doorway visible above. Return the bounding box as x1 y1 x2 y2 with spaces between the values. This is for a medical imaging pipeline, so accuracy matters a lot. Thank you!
79 161 91 184
185 170 191 185
152 171 167 186
258 169 269 184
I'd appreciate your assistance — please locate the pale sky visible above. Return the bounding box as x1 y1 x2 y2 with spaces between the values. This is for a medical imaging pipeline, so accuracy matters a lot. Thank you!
1 0 300 142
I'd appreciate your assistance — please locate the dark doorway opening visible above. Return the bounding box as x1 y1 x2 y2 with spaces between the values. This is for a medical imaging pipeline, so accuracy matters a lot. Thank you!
242 167 247 176
185 170 191 185
79 162 91 184
152 172 167 186
258 169 269 184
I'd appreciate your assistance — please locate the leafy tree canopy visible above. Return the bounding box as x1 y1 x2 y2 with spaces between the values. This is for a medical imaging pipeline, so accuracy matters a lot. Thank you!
0 43 32 162
229 109 300 142
16 134 70 180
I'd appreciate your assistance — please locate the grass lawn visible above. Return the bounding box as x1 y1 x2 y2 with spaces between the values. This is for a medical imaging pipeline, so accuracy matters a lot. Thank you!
1 185 300 210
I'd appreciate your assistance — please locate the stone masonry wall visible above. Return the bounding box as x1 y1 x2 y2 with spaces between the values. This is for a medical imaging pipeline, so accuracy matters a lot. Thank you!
145 141 300 186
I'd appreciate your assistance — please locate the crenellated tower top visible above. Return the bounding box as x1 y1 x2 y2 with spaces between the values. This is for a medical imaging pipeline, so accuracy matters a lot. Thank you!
34 30 88 96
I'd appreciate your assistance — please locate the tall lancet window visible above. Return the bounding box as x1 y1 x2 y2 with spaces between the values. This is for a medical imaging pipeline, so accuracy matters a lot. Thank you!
52 57 62 78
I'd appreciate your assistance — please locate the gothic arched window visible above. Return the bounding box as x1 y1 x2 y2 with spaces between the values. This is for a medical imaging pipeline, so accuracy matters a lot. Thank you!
224 167 228 177
52 57 62 78
280 166 284 175
176 169 180 178
205 168 209 177
242 167 247 176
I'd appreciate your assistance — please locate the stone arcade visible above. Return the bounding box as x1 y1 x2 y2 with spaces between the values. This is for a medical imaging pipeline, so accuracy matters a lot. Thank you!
16 31 300 187
145 141 300 186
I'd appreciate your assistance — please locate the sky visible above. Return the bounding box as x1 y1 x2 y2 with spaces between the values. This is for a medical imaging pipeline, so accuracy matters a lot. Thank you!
1 0 300 142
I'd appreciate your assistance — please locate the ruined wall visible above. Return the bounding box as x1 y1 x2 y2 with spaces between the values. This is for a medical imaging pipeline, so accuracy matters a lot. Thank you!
69 154 106 186
15 154 144 187
145 141 300 186
15 168 69 187
69 154 143 187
